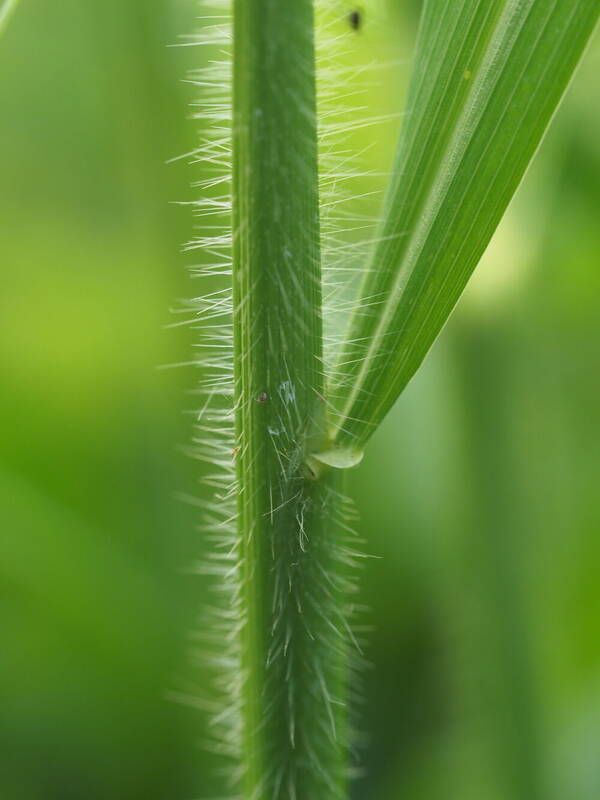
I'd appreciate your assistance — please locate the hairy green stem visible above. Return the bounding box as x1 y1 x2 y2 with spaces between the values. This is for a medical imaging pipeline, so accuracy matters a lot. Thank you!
232 0 350 796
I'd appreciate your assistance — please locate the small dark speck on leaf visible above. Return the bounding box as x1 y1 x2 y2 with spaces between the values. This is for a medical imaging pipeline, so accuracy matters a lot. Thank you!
257 392 269 404
349 9 362 31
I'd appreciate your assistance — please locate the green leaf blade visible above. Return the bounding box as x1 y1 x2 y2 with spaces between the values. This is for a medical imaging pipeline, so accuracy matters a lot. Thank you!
331 0 600 448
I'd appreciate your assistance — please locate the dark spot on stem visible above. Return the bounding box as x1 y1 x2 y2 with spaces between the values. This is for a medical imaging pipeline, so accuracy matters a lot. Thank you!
256 392 269 404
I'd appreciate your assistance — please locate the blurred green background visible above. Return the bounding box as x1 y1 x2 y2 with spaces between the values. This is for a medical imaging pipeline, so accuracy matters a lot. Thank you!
1 1 599 799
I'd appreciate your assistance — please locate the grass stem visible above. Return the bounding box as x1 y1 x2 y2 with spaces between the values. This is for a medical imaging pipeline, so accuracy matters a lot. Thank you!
232 0 351 795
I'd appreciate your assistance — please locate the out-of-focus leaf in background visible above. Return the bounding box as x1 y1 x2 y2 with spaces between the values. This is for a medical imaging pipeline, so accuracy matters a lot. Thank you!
0 0 21 38
1 1 599 799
